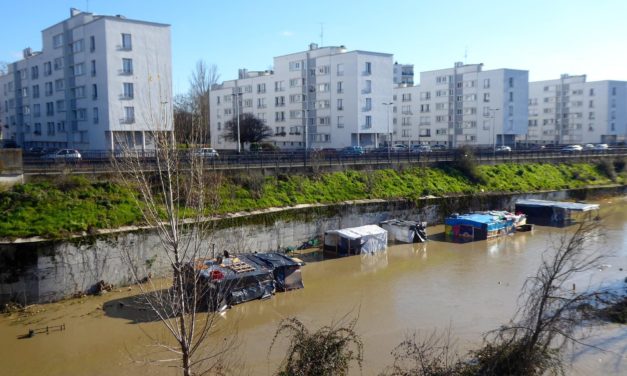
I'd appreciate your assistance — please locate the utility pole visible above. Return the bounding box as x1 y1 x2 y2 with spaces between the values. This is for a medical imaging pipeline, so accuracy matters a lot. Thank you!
232 91 243 153
383 102 393 161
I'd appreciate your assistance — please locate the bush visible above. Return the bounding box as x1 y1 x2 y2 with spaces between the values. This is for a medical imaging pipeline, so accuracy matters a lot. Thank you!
452 146 485 184
596 159 617 181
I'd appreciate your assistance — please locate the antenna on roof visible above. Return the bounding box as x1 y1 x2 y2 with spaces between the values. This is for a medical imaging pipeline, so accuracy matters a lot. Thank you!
319 22 324 47
86 0 89 12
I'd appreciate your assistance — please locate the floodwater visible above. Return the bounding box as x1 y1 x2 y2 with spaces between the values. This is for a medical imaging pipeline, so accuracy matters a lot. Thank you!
1 196 626 375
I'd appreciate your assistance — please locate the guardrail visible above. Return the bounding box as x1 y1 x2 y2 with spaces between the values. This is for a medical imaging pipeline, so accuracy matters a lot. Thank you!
21 148 627 175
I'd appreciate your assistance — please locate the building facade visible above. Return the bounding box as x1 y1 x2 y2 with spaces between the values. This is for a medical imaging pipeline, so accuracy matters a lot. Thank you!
210 44 394 150
391 62 529 148
527 74 627 145
0 8 172 151
393 63 414 86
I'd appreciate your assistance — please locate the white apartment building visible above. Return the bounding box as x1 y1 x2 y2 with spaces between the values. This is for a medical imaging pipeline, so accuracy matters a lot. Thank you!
210 44 394 150
527 74 627 145
0 8 172 150
391 62 529 148
393 63 414 86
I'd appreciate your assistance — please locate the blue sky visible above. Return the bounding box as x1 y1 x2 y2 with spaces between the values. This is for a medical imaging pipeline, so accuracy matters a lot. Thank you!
1 0 626 94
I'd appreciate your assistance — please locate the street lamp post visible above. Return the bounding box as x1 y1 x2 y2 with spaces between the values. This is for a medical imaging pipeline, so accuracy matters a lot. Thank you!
489 107 500 155
383 102 393 161
232 92 243 153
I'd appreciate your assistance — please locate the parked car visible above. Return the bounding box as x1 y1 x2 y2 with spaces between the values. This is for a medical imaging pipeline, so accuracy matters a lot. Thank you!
340 146 364 156
561 145 583 153
593 143 609 151
431 144 447 151
193 147 219 158
391 144 408 152
584 143 595 150
41 149 82 161
410 144 432 153
495 145 512 152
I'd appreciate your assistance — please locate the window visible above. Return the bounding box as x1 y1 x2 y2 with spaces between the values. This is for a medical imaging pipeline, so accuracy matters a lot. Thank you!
23 105 30 114
257 98 266 108
337 64 344 76
44 62 52 76
289 110 302 119
508 105 514 116
72 39 84 53
257 83 266 93
289 78 301 88
337 99 343 110
243 99 252 108
123 83 134 99
74 63 85 76
317 65 330 75
289 61 302 71
318 116 330 125
121 58 133 75
73 86 85 98
53 34 64 48
509 92 514 102
364 80 372 93
337 116 344 128
47 122 55 136
77 108 87 121
124 106 135 123
589 88 595 96
34 123 41 135
402 129 411 137
274 81 284 92
275 111 285 122
33 104 41 117
122 33 132 50
612 87 617 96
401 105 411 114
337 81 343 93
46 102 54 116
31 66 39 79
53 79 63 91
317 100 330 109
588 112 595 120
243 85 252 93
365 62 372 74
274 96 285 107
508 77 514 88
420 104 430 113
289 94 303 103
91 60 96 76
483 93 490 102
483 78 490 88
54 57 63 70
318 83 329 92
402 117 411 126
21 87 28 97
92 84 98 99
89 36 95 52
365 115 372 128
56 100 65 112
45 82 53 96
365 98 372 111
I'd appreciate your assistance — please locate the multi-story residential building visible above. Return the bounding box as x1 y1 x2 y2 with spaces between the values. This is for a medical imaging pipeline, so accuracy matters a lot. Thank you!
393 63 414 86
391 62 529 148
210 44 394 150
0 8 172 150
527 74 627 145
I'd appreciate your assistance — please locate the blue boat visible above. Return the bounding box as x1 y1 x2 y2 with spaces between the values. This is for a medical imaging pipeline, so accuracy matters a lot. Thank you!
444 211 523 242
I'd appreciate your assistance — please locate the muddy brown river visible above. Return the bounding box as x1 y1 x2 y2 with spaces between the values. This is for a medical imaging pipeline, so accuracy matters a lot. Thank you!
1 196 626 375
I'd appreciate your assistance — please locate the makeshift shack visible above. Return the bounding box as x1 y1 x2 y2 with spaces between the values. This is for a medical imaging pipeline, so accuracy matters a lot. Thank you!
323 225 388 256
249 253 305 291
515 199 600 226
380 219 428 243
445 212 517 242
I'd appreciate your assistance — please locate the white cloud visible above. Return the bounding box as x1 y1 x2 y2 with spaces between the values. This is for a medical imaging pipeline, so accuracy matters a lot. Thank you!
280 30 294 37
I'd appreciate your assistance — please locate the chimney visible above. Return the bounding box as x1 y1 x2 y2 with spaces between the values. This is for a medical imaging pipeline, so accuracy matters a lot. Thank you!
23 48 33 59
309 43 318 50
70 8 81 17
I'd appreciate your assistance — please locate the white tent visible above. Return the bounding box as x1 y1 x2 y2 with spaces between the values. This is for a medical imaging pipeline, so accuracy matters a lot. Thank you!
324 225 388 256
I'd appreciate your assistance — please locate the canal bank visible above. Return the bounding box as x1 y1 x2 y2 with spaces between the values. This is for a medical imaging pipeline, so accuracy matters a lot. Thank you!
0 195 625 376
1 185 625 305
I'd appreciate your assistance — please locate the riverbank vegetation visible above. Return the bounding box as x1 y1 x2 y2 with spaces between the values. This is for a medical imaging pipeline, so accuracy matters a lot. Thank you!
0 160 625 239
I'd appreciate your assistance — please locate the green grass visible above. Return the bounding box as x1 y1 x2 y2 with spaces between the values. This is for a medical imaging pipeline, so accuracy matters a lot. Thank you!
0 162 619 239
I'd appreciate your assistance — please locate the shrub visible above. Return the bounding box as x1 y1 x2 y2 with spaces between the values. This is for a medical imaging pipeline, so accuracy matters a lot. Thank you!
596 159 617 181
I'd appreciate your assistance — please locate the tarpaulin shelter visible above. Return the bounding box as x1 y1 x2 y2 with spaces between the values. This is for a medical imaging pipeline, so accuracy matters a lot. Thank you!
515 199 600 226
445 212 516 242
324 225 388 256
380 219 428 243
249 253 304 291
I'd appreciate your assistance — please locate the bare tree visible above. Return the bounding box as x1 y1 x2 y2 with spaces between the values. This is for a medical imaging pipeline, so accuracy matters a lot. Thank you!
189 60 219 144
113 73 235 375
472 220 606 375
223 113 273 148
173 93 194 143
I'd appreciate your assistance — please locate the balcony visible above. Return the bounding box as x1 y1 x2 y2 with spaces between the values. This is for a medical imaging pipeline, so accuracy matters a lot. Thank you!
362 106 372 112
118 69 133 76
120 117 135 124
119 94 134 100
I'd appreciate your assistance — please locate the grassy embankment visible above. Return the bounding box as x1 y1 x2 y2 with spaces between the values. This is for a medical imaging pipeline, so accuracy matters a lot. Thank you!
0 161 624 239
